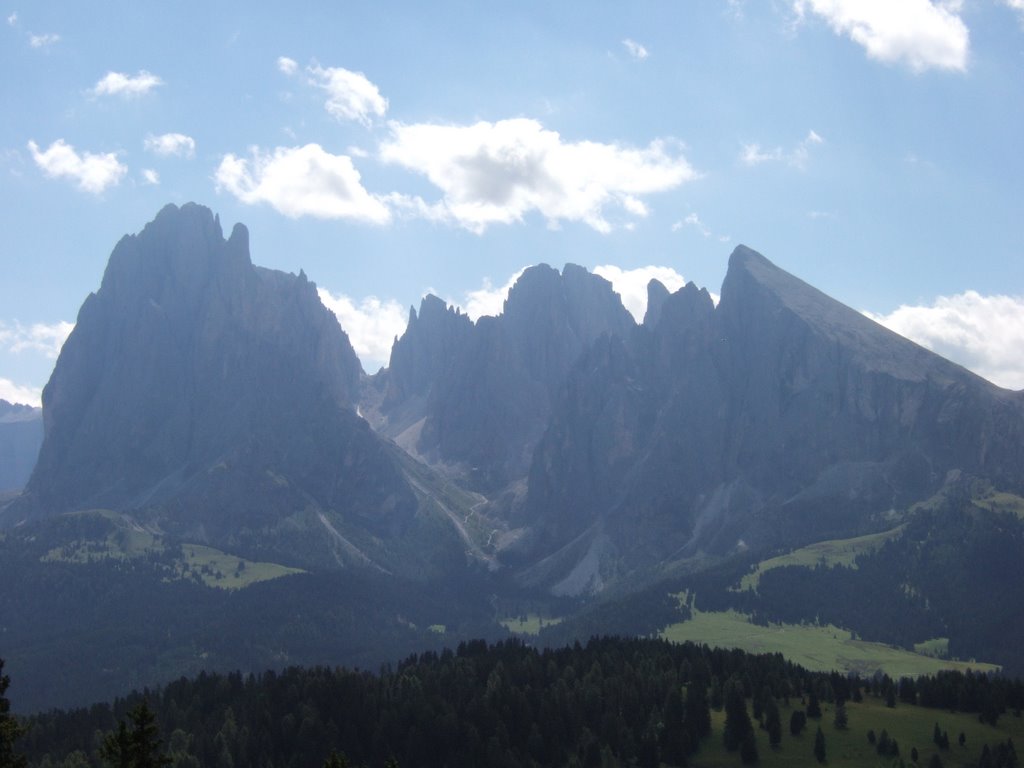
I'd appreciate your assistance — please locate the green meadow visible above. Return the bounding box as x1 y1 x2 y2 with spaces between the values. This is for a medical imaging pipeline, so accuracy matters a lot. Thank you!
661 610 999 678
693 693 1024 768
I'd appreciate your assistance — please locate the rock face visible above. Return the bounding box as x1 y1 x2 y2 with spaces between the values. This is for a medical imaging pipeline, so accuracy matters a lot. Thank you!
0 400 42 492
375 263 636 490
8 204 422 567
516 246 1024 593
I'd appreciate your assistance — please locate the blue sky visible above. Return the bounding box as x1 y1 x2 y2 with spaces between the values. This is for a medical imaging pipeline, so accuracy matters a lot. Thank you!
2 0 1023 405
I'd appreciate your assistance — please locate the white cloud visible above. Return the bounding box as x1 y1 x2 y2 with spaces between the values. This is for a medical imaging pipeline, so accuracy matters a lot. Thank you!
6 12 16 25
144 132 195 158
28 139 127 194
307 64 388 126
0 378 41 408
0 319 74 358
92 70 163 98
740 129 824 170
29 32 59 48
380 118 697 234
866 291 1024 389
215 143 391 223
594 265 688 322
277 56 298 76
793 0 969 73
622 38 649 59
317 288 407 372
674 212 712 237
459 268 529 321
141 168 159 185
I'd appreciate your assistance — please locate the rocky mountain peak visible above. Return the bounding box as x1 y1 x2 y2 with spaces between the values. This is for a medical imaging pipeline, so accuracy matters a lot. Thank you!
15 204 378 535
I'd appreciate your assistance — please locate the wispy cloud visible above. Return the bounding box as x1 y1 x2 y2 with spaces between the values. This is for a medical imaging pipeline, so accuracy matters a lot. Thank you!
381 118 697 234
6 11 17 25
144 132 195 158
28 139 126 194
866 291 1024 389
92 70 163 98
29 32 59 48
740 129 823 170
277 56 298 76
215 143 391 223
0 319 74 358
792 0 969 73
141 168 159 185
317 289 407 373
307 64 388 127
622 38 649 60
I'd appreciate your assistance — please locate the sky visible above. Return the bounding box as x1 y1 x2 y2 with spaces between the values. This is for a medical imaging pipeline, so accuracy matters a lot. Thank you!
2 0 1023 406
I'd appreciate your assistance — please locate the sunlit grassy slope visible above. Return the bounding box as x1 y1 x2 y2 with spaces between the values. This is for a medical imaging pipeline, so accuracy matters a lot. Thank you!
661 610 999 678
694 693 1024 768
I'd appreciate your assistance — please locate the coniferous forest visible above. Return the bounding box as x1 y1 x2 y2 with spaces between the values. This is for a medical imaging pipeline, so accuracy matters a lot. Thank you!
8 637 1024 768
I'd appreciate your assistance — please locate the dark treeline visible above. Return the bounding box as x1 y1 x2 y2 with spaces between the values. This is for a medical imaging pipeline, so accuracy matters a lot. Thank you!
17 637 1024 768
0 514 501 713
541 494 1024 676
739 503 1024 672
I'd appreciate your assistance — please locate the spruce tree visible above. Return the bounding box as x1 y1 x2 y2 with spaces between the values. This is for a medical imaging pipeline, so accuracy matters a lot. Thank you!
764 696 782 748
0 659 27 768
723 678 754 751
807 689 822 719
814 726 826 763
833 701 848 730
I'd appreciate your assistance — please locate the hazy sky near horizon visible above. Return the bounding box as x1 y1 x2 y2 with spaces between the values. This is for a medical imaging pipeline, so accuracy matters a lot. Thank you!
2 0 1023 405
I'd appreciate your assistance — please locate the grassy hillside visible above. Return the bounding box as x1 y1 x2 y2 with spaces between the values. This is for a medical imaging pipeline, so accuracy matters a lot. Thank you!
695 693 1023 768
739 526 905 591
661 610 999 678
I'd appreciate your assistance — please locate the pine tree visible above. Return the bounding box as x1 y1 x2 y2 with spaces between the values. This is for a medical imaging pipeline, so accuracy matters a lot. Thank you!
833 701 848 730
0 659 28 768
740 731 759 764
723 678 754 751
790 710 807 736
807 689 822 719
814 726 826 764
764 696 782 748
100 702 171 768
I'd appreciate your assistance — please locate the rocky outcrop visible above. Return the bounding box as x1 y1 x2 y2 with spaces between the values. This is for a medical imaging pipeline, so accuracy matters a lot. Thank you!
6 204 422 567
517 245 1024 593
0 400 42 492
376 263 636 490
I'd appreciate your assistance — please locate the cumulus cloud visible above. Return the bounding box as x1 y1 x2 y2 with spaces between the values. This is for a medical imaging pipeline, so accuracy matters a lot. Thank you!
144 132 195 158
92 70 163 98
0 378 42 408
141 168 159 185
277 56 298 75
593 265 688 322
793 0 969 73
740 130 823 170
0 320 74 358
317 288 407 372
380 118 697 234
622 38 649 59
866 291 1024 389
458 268 529 320
307 64 388 126
215 143 391 223
28 139 127 194
29 32 59 48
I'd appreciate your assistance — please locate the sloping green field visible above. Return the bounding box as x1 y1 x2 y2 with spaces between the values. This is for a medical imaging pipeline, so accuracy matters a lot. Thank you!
694 694 1023 768
739 526 905 591
661 610 999 678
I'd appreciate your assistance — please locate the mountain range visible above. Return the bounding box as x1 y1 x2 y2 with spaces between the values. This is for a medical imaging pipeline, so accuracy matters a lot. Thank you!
3 202 1023 710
